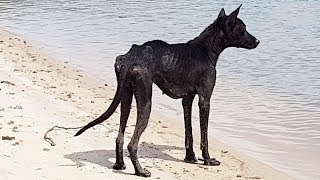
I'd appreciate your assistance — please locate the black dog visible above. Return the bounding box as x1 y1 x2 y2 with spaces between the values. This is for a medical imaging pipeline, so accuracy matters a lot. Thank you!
75 5 259 177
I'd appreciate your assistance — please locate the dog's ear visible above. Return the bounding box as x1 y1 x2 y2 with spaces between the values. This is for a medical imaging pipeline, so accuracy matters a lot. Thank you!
217 8 226 18
227 4 242 28
143 45 153 54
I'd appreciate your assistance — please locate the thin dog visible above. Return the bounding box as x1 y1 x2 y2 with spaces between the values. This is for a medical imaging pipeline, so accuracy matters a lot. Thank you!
75 5 259 177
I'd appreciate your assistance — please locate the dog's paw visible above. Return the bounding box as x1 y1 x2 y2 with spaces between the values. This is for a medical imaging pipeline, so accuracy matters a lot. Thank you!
203 158 220 166
136 168 151 177
184 156 197 163
113 162 126 170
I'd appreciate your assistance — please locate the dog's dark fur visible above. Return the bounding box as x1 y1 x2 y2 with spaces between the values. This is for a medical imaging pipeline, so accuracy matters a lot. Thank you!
75 5 259 177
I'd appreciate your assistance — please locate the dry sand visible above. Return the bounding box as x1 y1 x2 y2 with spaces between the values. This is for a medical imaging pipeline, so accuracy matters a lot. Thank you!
0 29 293 180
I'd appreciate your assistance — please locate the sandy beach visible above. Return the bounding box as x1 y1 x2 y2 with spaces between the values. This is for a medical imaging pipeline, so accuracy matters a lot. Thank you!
0 29 292 179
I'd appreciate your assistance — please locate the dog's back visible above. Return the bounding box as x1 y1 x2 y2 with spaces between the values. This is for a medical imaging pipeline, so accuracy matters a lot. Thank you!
115 40 213 99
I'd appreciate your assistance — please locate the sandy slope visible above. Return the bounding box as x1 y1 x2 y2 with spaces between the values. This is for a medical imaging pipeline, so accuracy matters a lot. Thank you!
0 29 292 180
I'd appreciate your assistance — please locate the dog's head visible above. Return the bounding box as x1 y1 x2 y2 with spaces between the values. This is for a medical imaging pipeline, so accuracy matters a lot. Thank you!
216 5 259 49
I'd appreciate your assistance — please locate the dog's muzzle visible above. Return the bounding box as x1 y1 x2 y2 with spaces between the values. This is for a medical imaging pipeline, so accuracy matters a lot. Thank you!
250 38 260 48
255 39 260 45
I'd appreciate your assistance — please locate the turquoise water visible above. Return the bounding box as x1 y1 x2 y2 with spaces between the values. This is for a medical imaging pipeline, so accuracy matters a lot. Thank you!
1 0 319 179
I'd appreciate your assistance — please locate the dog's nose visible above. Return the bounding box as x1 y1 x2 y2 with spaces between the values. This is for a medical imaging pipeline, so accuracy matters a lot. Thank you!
255 39 260 44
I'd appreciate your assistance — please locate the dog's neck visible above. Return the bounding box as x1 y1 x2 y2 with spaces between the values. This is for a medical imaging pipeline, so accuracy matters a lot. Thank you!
189 20 227 66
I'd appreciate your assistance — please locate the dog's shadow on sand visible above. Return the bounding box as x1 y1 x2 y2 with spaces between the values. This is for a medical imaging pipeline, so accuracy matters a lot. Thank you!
64 142 184 174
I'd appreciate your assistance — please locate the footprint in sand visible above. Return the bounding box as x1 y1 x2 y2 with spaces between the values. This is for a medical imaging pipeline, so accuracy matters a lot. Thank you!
8 105 22 109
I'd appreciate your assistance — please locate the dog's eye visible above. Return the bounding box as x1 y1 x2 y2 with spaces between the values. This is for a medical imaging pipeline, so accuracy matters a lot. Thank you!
241 30 246 36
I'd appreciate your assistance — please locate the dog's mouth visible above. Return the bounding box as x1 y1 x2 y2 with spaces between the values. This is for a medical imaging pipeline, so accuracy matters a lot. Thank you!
239 38 260 49
241 41 260 49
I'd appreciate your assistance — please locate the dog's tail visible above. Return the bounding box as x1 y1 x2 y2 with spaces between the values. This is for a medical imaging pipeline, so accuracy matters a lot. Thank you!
75 67 127 136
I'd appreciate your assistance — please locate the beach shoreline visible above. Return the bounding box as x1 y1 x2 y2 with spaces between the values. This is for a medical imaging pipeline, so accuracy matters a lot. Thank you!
0 29 292 179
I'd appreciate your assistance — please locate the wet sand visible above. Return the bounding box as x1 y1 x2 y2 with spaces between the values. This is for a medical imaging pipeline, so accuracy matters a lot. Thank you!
0 29 292 179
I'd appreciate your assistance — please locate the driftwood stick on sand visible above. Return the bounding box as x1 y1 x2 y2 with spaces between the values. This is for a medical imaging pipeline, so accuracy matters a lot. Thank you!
44 125 84 146
43 124 114 146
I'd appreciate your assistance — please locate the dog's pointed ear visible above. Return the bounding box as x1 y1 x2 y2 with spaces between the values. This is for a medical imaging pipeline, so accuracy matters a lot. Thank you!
231 4 242 17
144 45 153 54
226 4 241 28
217 8 226 18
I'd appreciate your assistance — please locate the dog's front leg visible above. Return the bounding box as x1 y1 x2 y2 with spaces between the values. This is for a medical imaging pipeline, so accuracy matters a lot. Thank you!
182 95 197 163
198 96 220 166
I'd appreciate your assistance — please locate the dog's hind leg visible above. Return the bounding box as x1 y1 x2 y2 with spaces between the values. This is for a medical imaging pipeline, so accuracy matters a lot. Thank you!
113 86 133 170
127 68 152 177
182 95 197 163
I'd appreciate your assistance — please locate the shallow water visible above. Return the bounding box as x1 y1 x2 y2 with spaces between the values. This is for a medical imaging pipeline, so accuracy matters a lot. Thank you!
1 0 319 179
